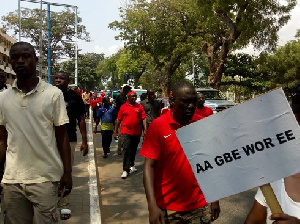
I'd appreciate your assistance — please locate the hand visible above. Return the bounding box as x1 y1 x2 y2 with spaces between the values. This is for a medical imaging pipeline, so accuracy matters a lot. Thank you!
60 172 72 197
148 204 165 224
142 130 147 137
270 213 300 224
80 142 89 156
211 201 220 221
113 130 118 138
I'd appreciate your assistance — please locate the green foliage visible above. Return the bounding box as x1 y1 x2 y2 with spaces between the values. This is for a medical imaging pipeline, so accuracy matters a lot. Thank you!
256 40 300 90
96 50 124 89
60 53 104 90
197 0 297 89
1 8 90 70
109 0 203 96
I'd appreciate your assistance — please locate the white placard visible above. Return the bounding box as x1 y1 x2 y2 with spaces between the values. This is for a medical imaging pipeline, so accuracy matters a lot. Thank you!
177 88 300 203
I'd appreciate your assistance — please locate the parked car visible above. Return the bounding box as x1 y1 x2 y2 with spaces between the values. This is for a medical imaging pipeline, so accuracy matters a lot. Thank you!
196 87 235 113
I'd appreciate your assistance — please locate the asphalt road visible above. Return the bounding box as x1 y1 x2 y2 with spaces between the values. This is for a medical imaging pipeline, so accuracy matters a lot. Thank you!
93 130 257 224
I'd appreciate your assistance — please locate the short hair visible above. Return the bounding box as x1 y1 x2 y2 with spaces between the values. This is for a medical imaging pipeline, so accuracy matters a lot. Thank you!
56 71 70 80
123 85 132 93
172 81 195 98
102 97 108 103
10 42 36 57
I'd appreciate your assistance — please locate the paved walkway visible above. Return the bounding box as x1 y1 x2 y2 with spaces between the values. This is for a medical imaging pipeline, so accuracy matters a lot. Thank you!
61 118 100 224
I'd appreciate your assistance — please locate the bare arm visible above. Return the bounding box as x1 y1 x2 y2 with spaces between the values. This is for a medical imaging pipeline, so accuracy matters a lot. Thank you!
0 125 7 162
94 117 100 134
244 200 267 224
270 213 300 224
142 118 147 136
113 119 121 138
78 114 88 156
55 125 72 197
210 201 220 221
143 158 165 224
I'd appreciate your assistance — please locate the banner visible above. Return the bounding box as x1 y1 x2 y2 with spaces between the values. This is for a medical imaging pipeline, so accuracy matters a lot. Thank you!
177 88 300 203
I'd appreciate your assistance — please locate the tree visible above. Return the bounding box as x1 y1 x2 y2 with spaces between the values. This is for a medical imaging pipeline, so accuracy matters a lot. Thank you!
60 53 104 90
256 39 300 90
96 50 124 89
109 0 203 96
197 0 296 89
1 8 90 70
222 53 265 102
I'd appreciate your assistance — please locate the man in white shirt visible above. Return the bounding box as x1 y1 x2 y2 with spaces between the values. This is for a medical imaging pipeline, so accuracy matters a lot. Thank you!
0 42 72 223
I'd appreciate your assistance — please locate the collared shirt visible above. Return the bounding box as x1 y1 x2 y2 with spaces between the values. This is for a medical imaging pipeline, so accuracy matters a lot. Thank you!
140 110 207 211
141 99 161 125
117 102 146 136
0 78 69 184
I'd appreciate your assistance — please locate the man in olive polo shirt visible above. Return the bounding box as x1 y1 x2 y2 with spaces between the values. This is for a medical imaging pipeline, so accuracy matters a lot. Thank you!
0 42 72 223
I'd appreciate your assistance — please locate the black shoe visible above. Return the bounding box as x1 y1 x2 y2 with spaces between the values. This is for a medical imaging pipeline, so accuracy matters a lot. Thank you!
103 154 108 158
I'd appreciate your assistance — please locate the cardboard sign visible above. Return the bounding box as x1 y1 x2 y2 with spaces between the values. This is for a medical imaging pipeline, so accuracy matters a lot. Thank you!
176 88 300 203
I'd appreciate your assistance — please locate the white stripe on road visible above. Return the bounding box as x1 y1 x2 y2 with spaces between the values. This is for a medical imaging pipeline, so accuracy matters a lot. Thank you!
86 118 102 224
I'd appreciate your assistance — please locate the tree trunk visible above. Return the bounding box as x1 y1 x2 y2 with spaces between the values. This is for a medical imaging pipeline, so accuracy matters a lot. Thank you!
205 41 230 90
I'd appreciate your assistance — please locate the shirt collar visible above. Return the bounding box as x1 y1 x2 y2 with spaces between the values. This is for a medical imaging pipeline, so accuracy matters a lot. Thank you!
166 109 200 131
12 77 45 93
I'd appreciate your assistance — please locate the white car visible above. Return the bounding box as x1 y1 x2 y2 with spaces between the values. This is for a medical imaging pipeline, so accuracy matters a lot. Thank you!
196 88 235 113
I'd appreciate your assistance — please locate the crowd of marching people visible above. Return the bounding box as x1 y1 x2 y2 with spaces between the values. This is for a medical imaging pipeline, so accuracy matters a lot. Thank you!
0 41 299 224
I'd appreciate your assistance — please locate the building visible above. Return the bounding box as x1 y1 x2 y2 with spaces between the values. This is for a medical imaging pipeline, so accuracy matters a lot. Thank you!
0 27 17 85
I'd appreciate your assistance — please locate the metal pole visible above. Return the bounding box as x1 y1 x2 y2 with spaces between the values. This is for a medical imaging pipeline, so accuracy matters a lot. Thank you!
192 57 195 86
18 0 21 41
47 4 51 83
74 6 78 86
39 0 43 78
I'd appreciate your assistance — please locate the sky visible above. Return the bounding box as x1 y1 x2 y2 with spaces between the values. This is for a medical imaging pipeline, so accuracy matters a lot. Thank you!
1 0 300 57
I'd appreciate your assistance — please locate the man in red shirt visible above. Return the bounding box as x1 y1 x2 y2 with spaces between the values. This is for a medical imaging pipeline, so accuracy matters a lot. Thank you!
195 93 214 117
141 82 220 223
114 91 147 179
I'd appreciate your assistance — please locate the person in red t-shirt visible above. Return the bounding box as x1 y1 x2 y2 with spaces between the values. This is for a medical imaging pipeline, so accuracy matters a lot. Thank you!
141 82 220 224
90 92 101 122
113 91 147 179
195 93 214 118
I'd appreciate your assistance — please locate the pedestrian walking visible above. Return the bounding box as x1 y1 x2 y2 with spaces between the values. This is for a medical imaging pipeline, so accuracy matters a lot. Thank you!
115 85 132 155
94 97 116 158
114 90 147 179
141 89 161 128
195 93 214 117
90 91 101 123
140 82 220 224
0 42 72 223
82 89 91 118
54 71 88 220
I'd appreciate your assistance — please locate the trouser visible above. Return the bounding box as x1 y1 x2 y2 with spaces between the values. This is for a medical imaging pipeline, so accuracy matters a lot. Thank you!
101 130 113 154
122 134 141 172
84 104 90 118
58 142 76 210
0 154 5 195
92 107 98 122
163 205 211 224
3 182 60 224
